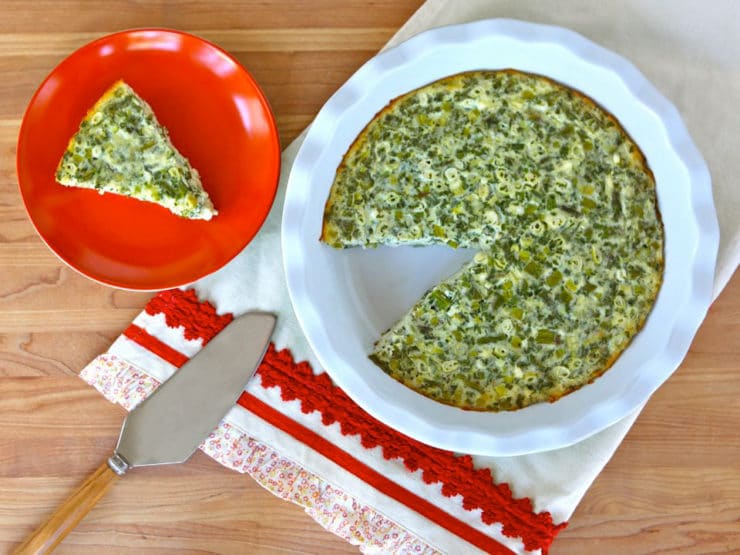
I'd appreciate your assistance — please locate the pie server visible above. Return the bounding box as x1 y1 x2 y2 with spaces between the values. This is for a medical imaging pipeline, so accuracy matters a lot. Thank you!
13 312 276 555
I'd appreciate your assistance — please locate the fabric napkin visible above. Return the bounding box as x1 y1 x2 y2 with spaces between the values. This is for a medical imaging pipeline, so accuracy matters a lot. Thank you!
80 1 739 553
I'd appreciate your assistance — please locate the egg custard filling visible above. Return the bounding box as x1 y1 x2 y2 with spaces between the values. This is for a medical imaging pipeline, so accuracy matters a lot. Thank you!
56 80 217 220
321 70 664 411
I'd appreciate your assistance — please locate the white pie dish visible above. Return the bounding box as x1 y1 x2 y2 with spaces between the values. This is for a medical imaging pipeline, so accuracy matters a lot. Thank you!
281 19 719 456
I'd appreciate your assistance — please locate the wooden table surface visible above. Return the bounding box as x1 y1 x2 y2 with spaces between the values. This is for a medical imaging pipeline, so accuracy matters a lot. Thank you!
1 1 738 553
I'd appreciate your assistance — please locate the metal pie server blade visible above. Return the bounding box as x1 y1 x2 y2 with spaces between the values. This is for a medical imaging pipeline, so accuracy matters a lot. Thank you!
112 311 276 472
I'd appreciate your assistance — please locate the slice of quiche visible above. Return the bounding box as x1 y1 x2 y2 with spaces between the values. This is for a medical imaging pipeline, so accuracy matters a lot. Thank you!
56 80 217 220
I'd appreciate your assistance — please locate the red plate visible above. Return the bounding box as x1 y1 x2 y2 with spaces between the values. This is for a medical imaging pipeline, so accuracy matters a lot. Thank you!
17 29 280 290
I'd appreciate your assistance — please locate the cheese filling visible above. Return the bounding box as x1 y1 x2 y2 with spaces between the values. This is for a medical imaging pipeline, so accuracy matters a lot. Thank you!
56 81 216 220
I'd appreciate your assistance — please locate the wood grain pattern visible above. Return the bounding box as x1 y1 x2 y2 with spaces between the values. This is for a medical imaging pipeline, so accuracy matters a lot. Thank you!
13 461 120 554
0 1 737 553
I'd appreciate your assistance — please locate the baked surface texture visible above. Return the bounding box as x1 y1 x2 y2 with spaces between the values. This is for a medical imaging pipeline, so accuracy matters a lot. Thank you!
322 70 664 411
56 80 217 220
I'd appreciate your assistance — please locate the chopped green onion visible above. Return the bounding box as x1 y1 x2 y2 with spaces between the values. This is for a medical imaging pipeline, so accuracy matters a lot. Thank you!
535 329 557 344
546 270 563 287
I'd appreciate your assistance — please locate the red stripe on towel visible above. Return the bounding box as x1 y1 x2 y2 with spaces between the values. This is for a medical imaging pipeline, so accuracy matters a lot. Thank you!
122 324 189 368
238 390 517 555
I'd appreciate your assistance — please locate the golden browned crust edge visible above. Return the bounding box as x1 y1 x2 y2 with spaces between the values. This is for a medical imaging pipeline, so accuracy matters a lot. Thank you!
319 82 427 244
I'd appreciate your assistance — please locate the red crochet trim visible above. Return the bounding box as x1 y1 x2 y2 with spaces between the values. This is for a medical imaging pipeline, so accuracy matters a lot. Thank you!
257 345 567 553
145 289 233 343
141 289 567 553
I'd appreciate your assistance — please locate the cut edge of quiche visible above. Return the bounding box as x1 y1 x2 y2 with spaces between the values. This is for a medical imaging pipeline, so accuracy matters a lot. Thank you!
56 80 217 220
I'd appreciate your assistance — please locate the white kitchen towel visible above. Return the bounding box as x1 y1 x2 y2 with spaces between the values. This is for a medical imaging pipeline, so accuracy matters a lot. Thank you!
194 0 739 531
81 1 738 553
83 288 569 553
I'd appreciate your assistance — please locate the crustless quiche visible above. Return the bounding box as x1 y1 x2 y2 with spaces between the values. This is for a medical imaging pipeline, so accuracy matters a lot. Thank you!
321 70 664 411
56 80 217 220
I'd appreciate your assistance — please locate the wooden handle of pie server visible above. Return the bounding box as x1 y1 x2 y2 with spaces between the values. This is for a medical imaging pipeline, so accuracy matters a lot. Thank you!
12 460 121 554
